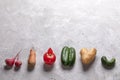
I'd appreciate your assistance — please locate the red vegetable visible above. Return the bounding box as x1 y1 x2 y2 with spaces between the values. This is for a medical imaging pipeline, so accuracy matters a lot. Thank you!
5 58 16 67
5 50 22 67
43 48 56 65
15 54 22 67
15 60 22 67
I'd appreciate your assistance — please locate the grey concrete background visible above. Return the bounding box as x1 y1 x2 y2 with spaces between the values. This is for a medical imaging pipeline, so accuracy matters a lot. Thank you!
0 0 120 80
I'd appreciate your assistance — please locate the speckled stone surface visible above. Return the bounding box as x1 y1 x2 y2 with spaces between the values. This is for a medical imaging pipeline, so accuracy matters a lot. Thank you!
0 0 120 80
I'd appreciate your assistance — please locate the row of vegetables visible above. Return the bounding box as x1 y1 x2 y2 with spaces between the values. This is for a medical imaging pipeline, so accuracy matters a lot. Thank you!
5 46 116 70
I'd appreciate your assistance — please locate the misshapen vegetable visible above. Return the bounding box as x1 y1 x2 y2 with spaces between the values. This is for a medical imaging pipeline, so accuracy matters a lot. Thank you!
43 48 56 65
80 48 97 64
5 50 22 67
101 56 116 68
28 48 36 68
61 46 76 66
15 53 22 68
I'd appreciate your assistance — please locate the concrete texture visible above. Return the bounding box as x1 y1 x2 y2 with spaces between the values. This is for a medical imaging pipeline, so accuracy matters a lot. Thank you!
0 0 120 80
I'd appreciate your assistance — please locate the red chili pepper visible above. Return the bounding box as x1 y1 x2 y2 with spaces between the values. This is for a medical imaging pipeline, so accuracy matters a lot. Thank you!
43 48 56 65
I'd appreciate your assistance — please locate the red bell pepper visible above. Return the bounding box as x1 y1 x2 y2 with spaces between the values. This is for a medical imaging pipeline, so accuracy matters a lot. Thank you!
43 48 56 65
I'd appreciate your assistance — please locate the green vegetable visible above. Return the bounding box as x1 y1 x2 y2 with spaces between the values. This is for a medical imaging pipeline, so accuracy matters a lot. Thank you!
101 56 116 68
61 46 76 66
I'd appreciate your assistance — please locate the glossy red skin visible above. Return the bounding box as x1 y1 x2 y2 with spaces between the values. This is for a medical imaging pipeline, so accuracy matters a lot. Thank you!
5 58 15 67
43 48 56 65
15 60 22 67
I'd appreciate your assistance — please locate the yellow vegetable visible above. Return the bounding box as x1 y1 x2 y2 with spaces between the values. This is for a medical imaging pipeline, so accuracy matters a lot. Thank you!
80 48 97 64
28 48 36 68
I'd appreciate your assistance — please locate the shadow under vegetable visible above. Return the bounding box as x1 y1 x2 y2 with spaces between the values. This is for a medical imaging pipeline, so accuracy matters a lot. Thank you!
4 65 21 71
4 65 12 70
43 63 54 72
61 63 74 70
14 66 21 71
27 64 35 72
